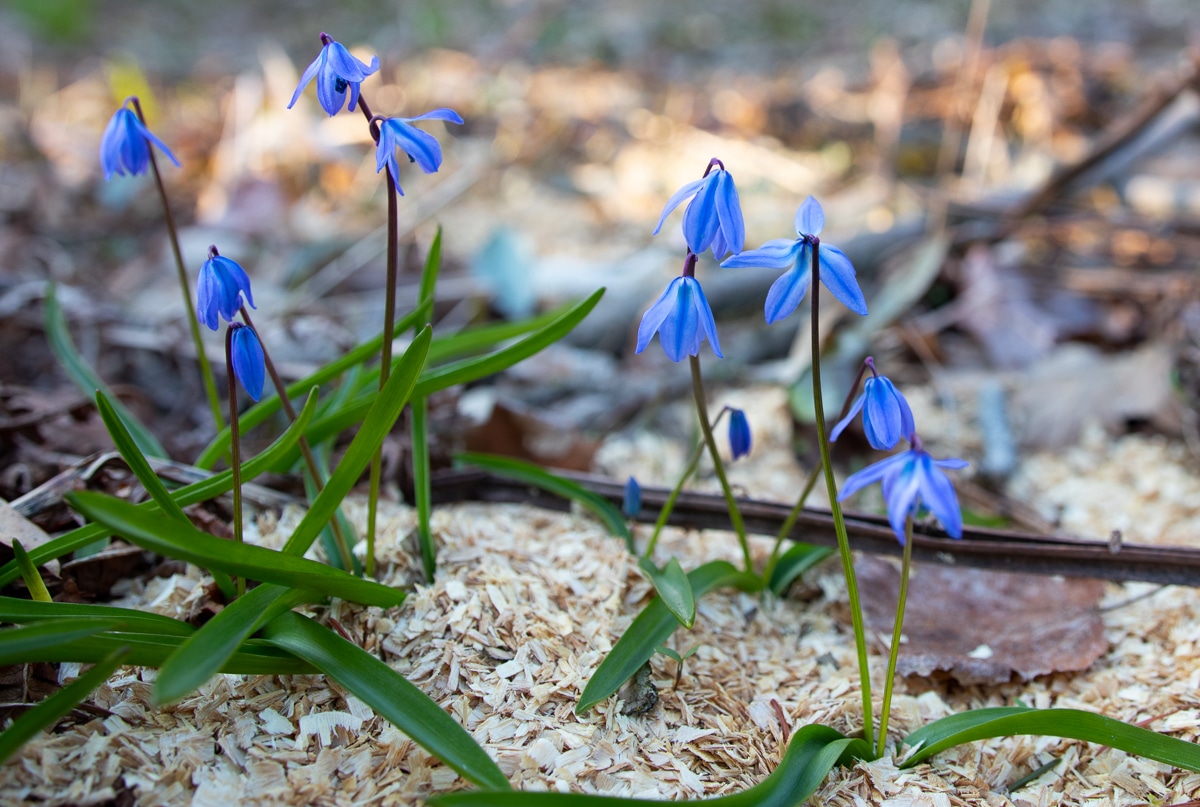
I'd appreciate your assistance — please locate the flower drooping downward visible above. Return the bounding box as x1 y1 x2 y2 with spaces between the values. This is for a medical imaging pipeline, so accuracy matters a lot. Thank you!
837 435 968 544
722 196 867 322
228 324 265 402
197 248 255 331
728 408 752 460
374 110 465 195
636 275 722 362
623 477 642 519
831 359 915 451
653 160 744 259
99 105 180 180
288 33 380 116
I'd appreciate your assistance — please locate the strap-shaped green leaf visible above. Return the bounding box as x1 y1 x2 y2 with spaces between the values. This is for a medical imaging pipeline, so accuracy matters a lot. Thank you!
767 543 833 596
638 557 695 629
0 619 125 665
281 326 431 557
154 583 316 705
44 283 165 458
576 560 761 714
0 596 194 637
0 389 319 589
0 646 129 764
456 452 632 550
65 491 405 609
428 723 869 807
901 706 1200 771
10 540 51 603
261 611 511 791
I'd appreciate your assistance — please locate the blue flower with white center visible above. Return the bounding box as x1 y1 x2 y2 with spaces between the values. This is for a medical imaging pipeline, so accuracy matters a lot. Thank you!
636 276 722 362
728 408 752 460
229 324 265 402
288 32 380 117
374 110 465 195
722 195 867 322
653 160 745 259
830 362 915 451
197 248 255 331
99 105 180 180
837 436 968 544
623 476 642 519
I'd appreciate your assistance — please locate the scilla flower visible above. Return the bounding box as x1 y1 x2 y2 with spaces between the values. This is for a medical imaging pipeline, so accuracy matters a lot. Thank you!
653 159 744 259
623 476 642 519
636 275 722 362
228 324 265 401
728 408 751 460
197 247 255 331
837 435 968 544
722 196 867 322
374 110 465 195
831 359 915 451
288 32 379 116
99 104 180 180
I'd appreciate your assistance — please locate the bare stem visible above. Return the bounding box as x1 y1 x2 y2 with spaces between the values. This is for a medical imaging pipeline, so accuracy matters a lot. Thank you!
878 517 914 759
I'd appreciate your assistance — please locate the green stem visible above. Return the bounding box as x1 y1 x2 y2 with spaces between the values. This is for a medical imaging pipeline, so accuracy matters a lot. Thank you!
224 327 245 599
878 517 913 759
810 242 873 750
688 356 752 573
239 307 354 571
130 97 223 432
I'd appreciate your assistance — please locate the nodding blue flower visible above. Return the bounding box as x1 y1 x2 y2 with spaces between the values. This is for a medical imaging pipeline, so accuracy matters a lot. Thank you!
653 161 745 259
374 109 465 195
99 106 180 180
636 276 722 362
837 436 968 544
728 408 752 460
722 195 867 322
197 249 255 331
831 368 915 451
288 33 380 116
623 476 642 519
229 324 265 402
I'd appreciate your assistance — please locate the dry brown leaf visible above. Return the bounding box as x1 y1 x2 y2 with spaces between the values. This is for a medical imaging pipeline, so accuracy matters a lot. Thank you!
859 555 1107 684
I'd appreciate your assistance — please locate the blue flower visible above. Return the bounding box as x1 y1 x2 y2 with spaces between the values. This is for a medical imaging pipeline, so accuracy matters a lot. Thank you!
636 276 722 362
229 324 265 402
831 373 915 451
623 476 642 519
374 110 465 195
99 106 180 180
197 250 255 331
722 196 867 322
288 33 380 116
653 162 744 259
728 408 752 460
837 438 968 543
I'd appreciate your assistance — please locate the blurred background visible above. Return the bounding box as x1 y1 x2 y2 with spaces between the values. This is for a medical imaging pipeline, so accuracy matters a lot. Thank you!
2 0 1200 542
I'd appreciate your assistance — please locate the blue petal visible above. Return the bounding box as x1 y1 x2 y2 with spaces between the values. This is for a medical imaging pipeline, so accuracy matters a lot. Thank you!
658 277 701 362
728 409 751 459
838 451 910 502
382 118 444 174
713 170 745 256
794 196 825 236
818 244 867 316
863 377 905 450
763 259 812 324
917 454 963 538
288 49 324 109
405 108 465 125
99 110 127 179
325 42 378 82
935 458 970 470
711 229 728 262
230 326 265 402
682 173 720 254
636 279 682 355
348 80 362 112
196 263 223 330
386 153 405 195
689 278 722 358
884 456 922 542
374 124 397 173
623 476 642 518
652 179 704 236
721 238 802 269
134 119 180 168
315 67 347 116
829 393 866 442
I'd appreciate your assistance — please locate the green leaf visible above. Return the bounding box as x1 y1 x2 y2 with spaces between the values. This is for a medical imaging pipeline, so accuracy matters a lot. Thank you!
0 619 125 665
424 309 560 366
428 723 869 807
0 389 319 589
901 706 1200 772
0 596 194 637
576 560 761 714
66 490 405 609
261 611 511 791
457 452 632 550
155 583 317 705
412 396 436 580
637 557 695 629
194 304 430 470
44 283 165 458
767 543 833 597
416 226 442 324
282 326 431 557
0 646 129 764
11 540 51 603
